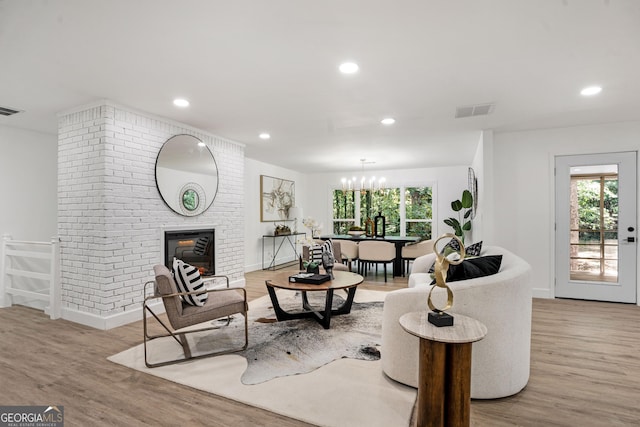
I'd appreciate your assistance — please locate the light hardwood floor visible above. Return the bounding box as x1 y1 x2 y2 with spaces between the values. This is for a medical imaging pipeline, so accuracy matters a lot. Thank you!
1 267 639 426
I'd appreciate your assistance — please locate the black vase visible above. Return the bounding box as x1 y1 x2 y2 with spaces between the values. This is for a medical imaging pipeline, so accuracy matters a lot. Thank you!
374 211 386 238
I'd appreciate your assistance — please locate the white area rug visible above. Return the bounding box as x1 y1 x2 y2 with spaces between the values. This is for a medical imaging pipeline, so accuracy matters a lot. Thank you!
108 290 416 427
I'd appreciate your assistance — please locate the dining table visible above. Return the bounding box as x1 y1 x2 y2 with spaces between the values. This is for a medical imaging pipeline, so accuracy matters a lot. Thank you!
320 234 421 277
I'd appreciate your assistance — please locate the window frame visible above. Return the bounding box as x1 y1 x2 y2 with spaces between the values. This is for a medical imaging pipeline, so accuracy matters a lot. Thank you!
330 182 437 237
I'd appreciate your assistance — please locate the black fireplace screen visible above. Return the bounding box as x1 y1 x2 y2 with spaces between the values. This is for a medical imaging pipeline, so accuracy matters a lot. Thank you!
164 229 215 276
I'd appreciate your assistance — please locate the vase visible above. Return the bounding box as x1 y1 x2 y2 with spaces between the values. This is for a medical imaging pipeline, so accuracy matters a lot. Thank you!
374 212 386 238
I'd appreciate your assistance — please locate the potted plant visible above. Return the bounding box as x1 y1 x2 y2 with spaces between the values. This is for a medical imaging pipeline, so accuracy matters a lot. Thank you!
444 190 473 243
302 260 320 274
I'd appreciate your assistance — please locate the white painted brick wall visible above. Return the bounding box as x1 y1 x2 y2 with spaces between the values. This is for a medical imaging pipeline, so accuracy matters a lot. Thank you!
58 103 245 318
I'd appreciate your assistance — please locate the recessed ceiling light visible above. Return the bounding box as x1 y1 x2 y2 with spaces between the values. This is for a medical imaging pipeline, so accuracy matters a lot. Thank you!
197 142 206 147
339 62 359 74
580 86 602 96
173 98 190 107
259 133 271 140
381 118 396 125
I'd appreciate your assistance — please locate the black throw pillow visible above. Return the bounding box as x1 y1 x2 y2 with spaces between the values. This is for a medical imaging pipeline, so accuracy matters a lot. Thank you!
430 255 502 284
428 240 483 273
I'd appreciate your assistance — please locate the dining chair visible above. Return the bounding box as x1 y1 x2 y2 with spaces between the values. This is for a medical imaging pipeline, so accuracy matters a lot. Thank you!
338 240 359 271
357 240 395 282
400 239 434 276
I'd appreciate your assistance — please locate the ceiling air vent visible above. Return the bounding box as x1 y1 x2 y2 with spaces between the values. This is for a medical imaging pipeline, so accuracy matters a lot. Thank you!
0 106 23 116
455 103 494 119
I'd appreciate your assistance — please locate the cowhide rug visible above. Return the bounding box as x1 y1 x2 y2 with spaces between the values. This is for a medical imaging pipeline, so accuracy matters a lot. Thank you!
189 290 383 385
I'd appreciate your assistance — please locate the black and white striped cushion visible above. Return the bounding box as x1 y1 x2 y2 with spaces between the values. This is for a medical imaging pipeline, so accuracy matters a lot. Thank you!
193 237 209 255
172 258 208 306
310 245 324 263
322 239 334 259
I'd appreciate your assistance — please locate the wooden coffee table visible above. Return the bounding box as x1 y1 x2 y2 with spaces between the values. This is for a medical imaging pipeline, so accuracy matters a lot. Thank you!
265 270 364 329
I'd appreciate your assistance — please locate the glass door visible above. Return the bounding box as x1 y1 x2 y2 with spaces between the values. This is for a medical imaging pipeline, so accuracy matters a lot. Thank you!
555 152 637 303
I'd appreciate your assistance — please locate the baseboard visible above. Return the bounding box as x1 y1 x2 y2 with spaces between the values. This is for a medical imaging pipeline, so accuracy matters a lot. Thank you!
61 276 246 330
245 256 299 273
61 300 163 330
532 287 553 299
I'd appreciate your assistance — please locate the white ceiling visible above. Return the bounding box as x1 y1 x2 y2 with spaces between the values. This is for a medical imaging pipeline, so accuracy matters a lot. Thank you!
1 0 639 173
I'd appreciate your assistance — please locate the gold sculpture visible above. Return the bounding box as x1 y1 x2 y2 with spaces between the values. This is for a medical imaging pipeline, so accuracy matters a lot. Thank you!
427 233 465 326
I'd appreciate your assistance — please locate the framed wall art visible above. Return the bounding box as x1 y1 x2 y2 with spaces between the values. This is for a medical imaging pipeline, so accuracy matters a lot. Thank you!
260 175 295 222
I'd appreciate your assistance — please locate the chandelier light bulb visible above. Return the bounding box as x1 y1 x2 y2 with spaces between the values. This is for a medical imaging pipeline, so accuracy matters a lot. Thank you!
340 159 386 194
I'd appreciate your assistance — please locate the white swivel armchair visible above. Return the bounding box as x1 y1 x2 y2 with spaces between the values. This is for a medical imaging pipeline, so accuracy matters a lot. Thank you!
382 246 533 399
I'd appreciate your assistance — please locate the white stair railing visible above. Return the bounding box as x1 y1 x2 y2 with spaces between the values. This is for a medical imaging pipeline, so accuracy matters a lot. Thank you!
0 234 61 319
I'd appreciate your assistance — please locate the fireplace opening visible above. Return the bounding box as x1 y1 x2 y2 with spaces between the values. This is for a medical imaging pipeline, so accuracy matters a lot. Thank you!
164 229 215 276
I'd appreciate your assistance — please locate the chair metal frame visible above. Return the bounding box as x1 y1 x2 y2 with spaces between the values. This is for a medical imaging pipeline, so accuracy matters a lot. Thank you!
143 275 248 368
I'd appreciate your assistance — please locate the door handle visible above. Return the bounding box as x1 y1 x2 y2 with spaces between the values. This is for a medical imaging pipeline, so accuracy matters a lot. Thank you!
627 237 636 243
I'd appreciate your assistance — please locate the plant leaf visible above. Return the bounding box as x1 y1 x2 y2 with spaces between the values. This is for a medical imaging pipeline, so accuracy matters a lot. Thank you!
461 190 473 208
464 210 472 219
444 218 458 227
451 200 463 211
462 221 472 231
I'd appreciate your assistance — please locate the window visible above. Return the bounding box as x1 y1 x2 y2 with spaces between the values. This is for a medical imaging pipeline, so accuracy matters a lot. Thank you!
569 171 618 282
361 189 400 235
405 187 433 239
332 190 356 234
332 185 433 238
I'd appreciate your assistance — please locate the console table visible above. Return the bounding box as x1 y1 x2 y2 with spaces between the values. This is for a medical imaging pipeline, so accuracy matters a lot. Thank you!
261 232 306 270
399 311 487 427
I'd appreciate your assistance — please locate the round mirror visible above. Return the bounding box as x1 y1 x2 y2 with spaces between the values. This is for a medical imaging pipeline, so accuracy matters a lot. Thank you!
155 135 218 216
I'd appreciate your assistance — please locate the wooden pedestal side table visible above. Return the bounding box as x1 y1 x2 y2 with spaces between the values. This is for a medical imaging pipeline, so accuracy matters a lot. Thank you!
399 311 487 427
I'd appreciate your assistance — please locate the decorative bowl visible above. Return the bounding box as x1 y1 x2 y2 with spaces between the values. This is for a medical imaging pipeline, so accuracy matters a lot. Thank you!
348 230 366 237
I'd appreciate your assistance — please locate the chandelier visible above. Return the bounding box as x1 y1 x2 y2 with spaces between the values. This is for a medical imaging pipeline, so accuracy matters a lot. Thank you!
341 159 386 195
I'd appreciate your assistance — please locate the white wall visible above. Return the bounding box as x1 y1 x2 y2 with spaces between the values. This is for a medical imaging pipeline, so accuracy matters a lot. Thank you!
0 125 57 240
0 125 58 310
492 121 640 301
244 158 308 271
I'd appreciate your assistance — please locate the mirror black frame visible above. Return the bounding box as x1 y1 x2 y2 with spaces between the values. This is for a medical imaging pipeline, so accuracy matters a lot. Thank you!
155 134 219 216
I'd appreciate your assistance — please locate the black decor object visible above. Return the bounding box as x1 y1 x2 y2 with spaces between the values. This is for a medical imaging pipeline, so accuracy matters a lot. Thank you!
374 212 386 238
289 273 331 285
306 264 320 274
428 311 454 327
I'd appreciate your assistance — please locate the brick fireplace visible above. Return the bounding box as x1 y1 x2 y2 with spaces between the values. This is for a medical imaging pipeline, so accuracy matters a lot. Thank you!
57 101 245 329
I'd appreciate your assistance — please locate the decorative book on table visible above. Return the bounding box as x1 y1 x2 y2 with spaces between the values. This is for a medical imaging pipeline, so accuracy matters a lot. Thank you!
289 273 331 284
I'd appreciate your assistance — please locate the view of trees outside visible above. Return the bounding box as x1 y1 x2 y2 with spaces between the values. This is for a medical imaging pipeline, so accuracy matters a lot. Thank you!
405 187 433 239
569 174 618 281
361 188 401 235
332 190 356 234
332 186 432 238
